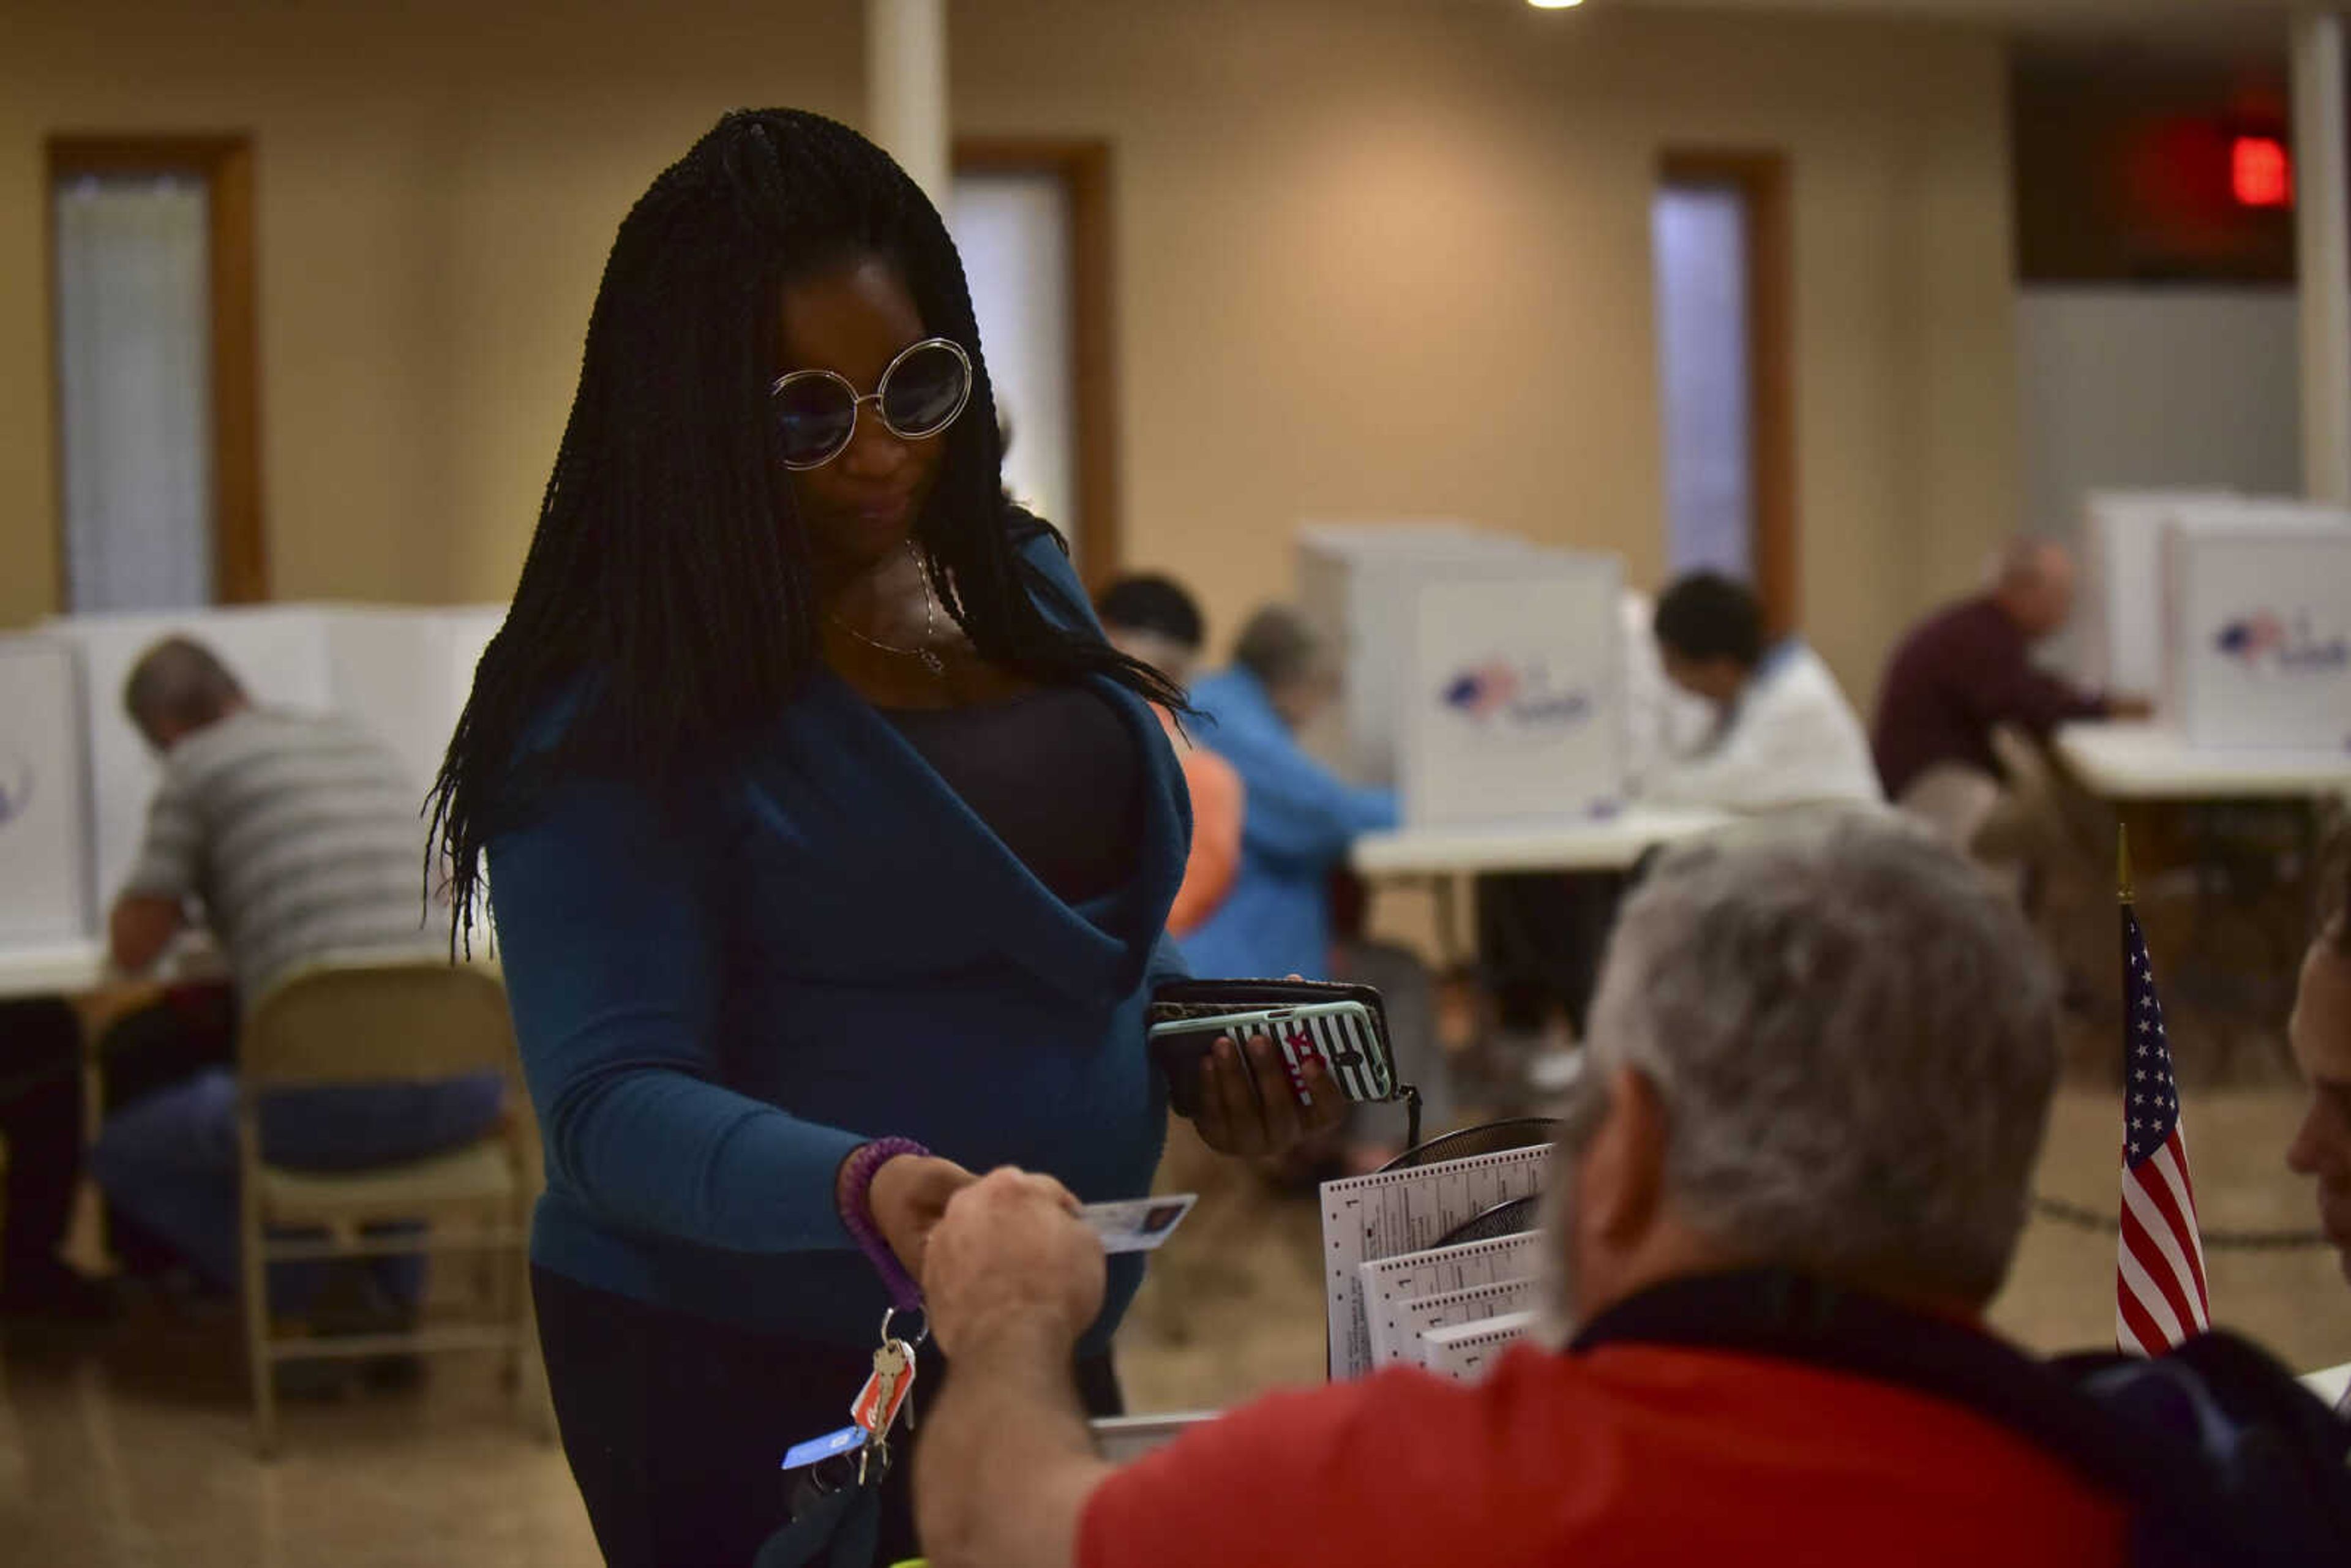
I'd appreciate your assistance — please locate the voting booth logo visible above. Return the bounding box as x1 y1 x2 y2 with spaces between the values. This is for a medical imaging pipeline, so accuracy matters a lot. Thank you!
2214 610 2350 675
1439 659 1592 730
1443 661 1520 718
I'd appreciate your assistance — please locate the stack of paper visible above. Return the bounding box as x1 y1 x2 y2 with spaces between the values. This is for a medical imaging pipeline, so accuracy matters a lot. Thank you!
1364 1250 1542 1370
1421 1310 1540 1382
1319 1144 1550 1379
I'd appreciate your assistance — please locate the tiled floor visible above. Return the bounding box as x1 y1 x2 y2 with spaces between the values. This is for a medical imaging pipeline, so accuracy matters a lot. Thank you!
2 1082 2340 1567
0 1319 596 1567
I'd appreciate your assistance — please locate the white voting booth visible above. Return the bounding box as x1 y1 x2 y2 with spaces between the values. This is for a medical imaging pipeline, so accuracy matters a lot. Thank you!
1297 523 1630 825
0 604 504 961
2162 508 2351 749
2080 491 2235 694
0 640 93 945
1406 560 1624 825
1297 523 1542 787
2081 491 2349 717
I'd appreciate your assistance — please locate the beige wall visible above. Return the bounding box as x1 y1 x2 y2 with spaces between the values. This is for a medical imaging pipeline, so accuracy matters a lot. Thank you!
0 0 2016 709
954 0 2018 707
0 0 865 626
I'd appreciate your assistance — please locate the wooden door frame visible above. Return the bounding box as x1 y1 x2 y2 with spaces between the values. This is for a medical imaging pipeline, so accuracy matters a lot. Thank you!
1659 149 1796 637
46 134 266 607
952 137 1122 589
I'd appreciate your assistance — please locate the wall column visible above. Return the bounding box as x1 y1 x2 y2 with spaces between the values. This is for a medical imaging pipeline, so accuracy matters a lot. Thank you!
866 0 950 204
2293 10 2351 503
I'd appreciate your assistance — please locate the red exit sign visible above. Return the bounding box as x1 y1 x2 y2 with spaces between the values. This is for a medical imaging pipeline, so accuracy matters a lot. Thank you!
2232 135 2293 209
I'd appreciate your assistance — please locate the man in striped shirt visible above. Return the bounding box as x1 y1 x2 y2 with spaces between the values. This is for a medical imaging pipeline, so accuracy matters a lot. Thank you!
91 637 502 1342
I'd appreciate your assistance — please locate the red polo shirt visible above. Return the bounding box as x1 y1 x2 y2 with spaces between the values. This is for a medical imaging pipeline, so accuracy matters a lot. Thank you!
1079 1343 2126 1568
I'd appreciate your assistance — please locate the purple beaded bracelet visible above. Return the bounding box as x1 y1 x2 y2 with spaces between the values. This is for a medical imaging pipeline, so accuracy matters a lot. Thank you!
838 1137 929 1311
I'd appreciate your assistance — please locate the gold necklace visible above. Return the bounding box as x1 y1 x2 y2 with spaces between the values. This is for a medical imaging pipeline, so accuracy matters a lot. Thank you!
830 542 947 677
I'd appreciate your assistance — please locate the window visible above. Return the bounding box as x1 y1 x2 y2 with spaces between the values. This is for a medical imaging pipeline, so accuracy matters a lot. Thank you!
1652 152 1795 633
953 171 1079 560
1652 179 1755 584
953 140 1120 585
49 137 263 610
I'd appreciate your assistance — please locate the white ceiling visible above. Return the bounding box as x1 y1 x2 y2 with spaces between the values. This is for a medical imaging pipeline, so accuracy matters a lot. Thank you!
1487 0 2291 42
1627 0 2270 17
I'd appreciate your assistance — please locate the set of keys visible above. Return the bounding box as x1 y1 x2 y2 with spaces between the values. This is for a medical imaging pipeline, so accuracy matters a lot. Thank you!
778 1307 928 1499
846 1309 923 1485
766 1310 928 1566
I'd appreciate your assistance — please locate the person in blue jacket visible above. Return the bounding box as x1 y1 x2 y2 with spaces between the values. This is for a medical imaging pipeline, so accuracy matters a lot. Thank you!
1183 607 1401 983
426 111 1339 1568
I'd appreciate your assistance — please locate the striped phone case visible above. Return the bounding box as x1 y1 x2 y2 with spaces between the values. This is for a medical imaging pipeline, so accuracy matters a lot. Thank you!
1147 982 1401 1115
1267 1002 1395 1104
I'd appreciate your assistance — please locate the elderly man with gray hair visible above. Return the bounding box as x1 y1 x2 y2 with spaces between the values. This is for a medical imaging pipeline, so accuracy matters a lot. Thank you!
1872 538 2151 847
909 816 2134 1568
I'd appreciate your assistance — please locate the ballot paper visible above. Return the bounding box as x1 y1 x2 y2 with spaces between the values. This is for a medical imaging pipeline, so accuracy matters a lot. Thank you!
1078 1194 1198 1253
1367 1256 1543 1370
1420 1310 1538 1383
1319 1144 1550 1379
1360 1233 1541 1369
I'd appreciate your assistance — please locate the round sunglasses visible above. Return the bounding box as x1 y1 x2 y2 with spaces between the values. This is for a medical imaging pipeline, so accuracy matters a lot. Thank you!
767 337 974 471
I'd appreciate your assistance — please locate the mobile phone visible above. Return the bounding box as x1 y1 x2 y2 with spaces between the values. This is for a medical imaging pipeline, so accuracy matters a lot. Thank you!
1147 980 1400 1116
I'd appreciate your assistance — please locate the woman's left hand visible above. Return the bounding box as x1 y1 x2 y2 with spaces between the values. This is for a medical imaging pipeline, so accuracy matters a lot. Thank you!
1188 1027 1349 1158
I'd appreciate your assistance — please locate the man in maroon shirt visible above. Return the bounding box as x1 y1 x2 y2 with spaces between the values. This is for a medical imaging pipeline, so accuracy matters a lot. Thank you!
912 817 2129 1568
1872 539 2146 811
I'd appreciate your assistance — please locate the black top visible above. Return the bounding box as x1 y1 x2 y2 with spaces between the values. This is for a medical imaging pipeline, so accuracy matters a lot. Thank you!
883 684 1142 905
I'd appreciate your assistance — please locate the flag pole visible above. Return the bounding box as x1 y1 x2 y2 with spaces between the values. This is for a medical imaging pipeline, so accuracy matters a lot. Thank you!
2117 824 2134 907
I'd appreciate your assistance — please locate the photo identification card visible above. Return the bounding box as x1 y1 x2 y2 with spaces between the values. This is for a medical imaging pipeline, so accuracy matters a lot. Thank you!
1077 1195 1198 1253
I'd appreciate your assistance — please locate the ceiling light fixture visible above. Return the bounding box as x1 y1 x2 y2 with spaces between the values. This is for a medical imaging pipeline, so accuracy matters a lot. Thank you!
1528 0 1586 9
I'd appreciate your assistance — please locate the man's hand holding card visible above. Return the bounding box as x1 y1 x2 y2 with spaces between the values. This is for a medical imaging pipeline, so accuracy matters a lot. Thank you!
922 1171 1199 1359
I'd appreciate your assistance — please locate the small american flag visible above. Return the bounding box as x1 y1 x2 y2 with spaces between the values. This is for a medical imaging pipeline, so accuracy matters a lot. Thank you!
2115 904 2211 1355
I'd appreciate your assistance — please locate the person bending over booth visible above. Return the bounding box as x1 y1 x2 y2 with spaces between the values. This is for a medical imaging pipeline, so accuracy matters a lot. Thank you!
1477 574 1878 1084
91 637 505 1351
1640 572 1881 812
1872 538 2148 850
1183 607 1398 983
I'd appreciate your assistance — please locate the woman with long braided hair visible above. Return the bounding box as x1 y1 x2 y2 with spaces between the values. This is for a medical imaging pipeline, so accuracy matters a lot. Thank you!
429 110 1340 1563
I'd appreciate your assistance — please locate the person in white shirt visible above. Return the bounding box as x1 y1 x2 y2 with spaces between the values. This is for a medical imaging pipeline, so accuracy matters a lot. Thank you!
1619 589 1718 792
1643 572 1883 812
